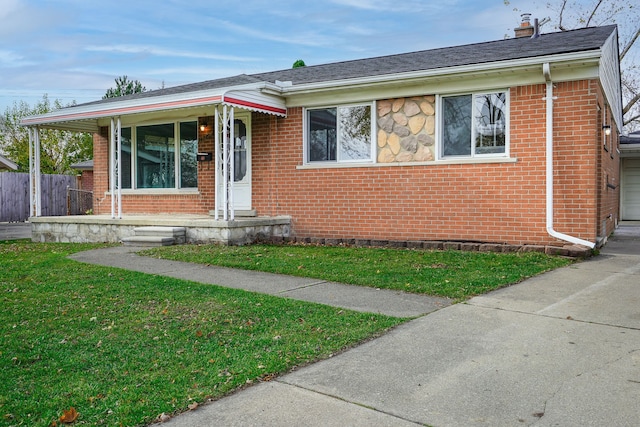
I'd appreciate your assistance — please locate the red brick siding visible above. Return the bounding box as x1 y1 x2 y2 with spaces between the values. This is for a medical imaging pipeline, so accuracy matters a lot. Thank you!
92 79 620 246
252 81 616 246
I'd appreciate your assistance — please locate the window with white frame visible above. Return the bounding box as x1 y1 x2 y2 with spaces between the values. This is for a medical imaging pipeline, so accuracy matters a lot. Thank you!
441 91 508 157
306 104 373 163
116 120 198 189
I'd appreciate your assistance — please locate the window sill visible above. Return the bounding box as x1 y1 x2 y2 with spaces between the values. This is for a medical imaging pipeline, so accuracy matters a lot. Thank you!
106 189 200 196
297 157 517 169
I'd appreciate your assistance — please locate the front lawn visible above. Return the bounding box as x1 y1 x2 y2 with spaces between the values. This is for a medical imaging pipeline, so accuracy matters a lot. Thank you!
143 244 574 300
0 242 403 426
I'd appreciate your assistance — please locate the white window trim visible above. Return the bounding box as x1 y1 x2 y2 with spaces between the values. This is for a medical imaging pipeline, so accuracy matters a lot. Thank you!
304 102 376 165
119 118 199 191
436 90 510 160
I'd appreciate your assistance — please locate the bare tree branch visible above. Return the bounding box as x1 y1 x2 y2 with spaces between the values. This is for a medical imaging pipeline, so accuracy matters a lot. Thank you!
624 113 640 126
585 0 605 27
623 92 640 115
620 26 640 61
558 0 568 31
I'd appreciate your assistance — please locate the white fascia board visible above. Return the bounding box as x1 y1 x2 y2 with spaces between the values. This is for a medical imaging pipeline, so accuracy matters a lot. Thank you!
599 30 624 130
20 82 285 128
281 50 603 98
286 61 600 108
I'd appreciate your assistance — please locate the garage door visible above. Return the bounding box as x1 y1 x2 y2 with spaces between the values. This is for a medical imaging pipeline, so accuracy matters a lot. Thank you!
622 158 640 220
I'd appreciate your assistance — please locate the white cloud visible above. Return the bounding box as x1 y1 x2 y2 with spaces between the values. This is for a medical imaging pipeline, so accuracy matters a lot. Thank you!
214 19 340 47
84 44 258 62
329 0 454 12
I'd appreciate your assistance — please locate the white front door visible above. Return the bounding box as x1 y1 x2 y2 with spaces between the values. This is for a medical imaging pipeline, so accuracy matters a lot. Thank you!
218 113 251 211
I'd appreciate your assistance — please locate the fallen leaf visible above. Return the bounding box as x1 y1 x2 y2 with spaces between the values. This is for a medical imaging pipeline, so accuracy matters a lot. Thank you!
59 407 78 424
195 330 203 337
188 402 198 410
157 412 171 422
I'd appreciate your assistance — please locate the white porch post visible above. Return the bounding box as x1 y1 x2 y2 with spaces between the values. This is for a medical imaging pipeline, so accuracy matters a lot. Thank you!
110 118 115 218
116 117 122 219
214 106 220 221
214 104 236 221
222 105 229 221
229 107 235 221
28 126 42 217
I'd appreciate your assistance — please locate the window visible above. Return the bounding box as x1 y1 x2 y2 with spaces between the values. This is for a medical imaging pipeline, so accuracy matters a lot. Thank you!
113 121 198 190
441 92 508 157
307 104 372 163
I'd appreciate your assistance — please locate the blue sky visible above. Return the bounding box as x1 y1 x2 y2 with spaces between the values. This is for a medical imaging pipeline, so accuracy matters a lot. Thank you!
0 0 546 112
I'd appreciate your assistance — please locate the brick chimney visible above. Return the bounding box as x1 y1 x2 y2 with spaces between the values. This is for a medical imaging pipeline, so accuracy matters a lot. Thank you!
514 13 535 38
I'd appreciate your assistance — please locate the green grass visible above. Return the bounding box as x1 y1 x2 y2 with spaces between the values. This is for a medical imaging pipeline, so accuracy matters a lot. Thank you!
0 242 403 426
143 244 574 300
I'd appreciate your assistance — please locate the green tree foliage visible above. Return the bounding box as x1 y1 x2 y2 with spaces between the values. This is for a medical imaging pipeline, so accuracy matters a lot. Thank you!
103 75 147 99
292 59 306 68
0 95 92 174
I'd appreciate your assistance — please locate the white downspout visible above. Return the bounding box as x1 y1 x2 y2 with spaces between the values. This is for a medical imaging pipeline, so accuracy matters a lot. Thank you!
544 63 595 248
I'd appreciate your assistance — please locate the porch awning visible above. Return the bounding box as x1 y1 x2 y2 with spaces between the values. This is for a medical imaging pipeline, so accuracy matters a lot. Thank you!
20 82 287 133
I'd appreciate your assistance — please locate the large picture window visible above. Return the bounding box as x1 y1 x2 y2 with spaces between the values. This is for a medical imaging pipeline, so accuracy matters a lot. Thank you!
307 104 372 163
114 120 198 190
441 91 508 157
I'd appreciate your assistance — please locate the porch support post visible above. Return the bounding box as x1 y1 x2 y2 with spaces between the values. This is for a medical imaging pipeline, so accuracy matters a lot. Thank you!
116 117 122 219
28 127 42 217
214 106 220 220
109 118 116 218
229 107 235 221
222 105 229 220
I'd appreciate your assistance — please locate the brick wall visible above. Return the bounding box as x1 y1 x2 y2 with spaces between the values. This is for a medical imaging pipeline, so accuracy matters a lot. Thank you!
92 79 619 246
252 80 617 246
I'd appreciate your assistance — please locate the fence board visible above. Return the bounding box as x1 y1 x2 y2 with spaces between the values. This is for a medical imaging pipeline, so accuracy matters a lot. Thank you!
0 173 79 222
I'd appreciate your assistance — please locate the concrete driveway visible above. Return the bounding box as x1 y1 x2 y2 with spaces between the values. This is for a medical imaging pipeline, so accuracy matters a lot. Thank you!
165 223 640 426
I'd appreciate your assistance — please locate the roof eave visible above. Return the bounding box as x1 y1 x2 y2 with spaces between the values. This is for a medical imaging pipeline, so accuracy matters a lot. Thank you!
20 82 286 131
280 50 604 95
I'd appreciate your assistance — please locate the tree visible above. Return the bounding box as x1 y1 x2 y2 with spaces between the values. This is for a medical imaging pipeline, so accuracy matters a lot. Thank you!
103 75 147 99
0 95 92 174
506 0 640 131
292 59 306 68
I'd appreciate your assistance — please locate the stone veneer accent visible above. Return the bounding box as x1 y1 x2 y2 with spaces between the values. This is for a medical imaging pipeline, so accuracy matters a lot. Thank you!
377 96 436 163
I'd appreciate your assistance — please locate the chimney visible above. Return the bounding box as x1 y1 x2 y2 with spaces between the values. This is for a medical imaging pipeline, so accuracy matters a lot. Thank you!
514 13 535 38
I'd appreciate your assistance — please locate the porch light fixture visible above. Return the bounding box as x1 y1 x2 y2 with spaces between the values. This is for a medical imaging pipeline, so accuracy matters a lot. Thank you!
200 123 207 132
603 125 611 136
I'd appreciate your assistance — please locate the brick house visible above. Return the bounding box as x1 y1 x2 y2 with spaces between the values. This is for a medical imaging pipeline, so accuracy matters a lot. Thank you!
23 23 623 249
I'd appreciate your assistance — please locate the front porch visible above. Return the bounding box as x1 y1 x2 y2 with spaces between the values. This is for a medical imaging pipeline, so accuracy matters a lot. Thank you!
30 214 291 245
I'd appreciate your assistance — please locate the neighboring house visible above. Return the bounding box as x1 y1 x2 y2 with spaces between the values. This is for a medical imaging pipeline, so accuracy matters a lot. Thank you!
0 154 18 171
620 131 640 220
70 159 94 192
21 20 623 249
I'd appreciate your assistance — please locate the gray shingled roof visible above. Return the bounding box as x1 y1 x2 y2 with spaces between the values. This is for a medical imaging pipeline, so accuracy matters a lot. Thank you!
79 25 618 107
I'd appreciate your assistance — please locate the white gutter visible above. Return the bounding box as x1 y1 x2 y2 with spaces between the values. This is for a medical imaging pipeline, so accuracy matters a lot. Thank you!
280 50 602 95
544 62 595 248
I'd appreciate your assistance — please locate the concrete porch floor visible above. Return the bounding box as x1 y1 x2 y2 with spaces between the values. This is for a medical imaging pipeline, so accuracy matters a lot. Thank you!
30 214 291 245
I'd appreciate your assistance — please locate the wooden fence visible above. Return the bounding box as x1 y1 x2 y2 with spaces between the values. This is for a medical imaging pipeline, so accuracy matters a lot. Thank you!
0 173 82 222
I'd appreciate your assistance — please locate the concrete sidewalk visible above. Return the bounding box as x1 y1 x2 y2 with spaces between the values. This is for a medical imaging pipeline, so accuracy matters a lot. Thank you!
67 225 640 426
0 222 31 240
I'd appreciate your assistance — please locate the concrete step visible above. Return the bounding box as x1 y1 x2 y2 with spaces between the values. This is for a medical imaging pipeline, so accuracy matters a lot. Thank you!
122 236 175 247
132 226 186 244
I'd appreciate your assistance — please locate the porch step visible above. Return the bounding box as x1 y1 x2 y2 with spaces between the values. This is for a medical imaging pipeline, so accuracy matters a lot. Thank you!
209 209 257 218
122 226 186 246
122 236 176 246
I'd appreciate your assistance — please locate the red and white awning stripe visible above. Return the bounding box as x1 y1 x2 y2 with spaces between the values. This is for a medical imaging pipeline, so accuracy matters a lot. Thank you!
20 84 286 132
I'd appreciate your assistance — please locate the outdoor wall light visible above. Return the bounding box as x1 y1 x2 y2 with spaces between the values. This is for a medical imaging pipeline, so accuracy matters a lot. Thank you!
200 123 207 132
603 125 611 136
